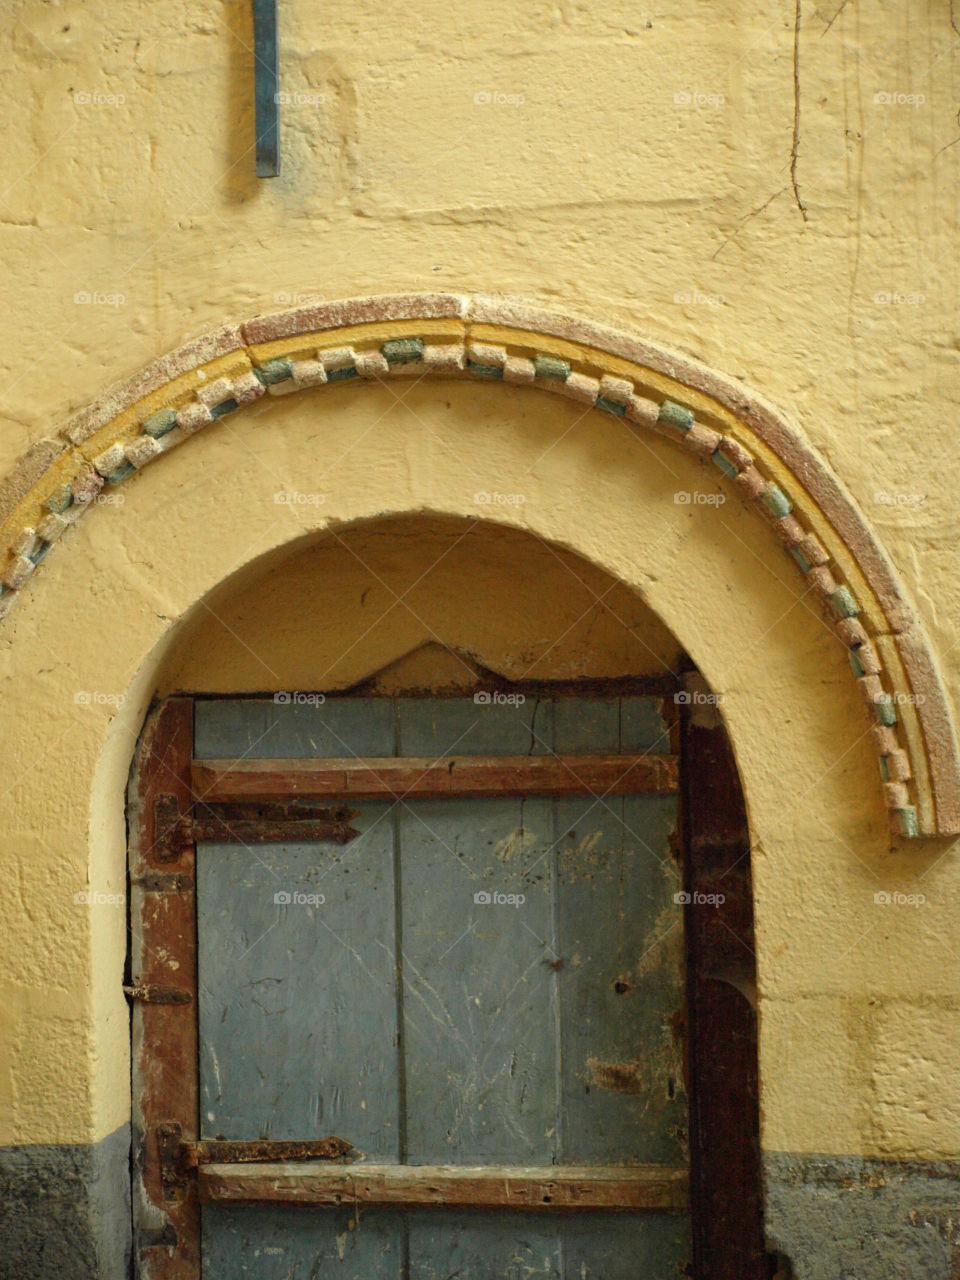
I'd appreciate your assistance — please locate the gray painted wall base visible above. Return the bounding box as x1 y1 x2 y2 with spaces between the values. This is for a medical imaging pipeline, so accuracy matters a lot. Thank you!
0 1123 130 1280
3 1115 959 1276
765 1152 960 1279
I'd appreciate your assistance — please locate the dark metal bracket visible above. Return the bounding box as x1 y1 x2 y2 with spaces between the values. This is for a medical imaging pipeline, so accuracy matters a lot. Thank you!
124 983 193 1005
253 0 280 177
154 793 358 863
157 1122 354 1199
131 871 195 894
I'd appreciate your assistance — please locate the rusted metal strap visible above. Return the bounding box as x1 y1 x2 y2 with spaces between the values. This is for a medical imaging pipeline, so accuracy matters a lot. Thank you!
124 983 193 1005
157 1124 354 1196
154 793 359 861
197 1161 691 1213
131 871 194 894
191 753 680 803
185 1137 354 1167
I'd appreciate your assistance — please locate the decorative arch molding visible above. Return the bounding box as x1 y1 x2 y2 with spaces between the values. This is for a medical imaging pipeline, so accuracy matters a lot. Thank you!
0 293 956 839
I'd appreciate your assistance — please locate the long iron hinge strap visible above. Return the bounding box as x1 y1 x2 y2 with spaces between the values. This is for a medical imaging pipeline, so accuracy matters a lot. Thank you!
124 983 192 1005
157 1123 353 1195
154 793 358 862
131 872 194 894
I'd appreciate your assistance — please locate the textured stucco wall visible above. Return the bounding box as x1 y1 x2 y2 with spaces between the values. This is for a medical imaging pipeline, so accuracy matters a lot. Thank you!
157 517 684 694
0 374 950 1147
1 0 958 1273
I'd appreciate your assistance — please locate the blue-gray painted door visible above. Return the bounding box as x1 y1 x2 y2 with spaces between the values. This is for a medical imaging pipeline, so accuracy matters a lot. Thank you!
194 695 690 1277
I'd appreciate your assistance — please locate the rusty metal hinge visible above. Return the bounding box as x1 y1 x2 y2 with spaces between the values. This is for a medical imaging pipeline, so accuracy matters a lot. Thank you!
124 982 193 1005
154 793 358 863
155 793 187 863
131 871 194 894
156 1121 354 1199
157 1122 190 1197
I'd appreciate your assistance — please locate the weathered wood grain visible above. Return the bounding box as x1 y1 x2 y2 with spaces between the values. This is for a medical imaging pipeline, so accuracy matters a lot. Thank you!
399 795 556 1165
196 804 401 1154
129 698 200 1279
192 753 679 801
198 1161 690 1211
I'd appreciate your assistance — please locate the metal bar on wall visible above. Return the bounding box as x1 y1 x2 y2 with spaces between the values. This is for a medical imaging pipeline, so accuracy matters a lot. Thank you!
252 0 280 177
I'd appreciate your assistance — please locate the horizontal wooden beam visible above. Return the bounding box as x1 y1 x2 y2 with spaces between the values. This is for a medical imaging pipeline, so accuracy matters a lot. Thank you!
192 753 679 803
198 1162 689 1212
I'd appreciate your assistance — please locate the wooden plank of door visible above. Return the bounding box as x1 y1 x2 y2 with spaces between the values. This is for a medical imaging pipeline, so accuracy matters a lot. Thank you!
193 695 396 760
554 795 687 1163
398 795 558 1165
191 752 679 802
196 804 401 1153
392 693 555 756
198 1162 690 1210
405 1210 696 1280
552 697 688 1167
201 1205 404 1280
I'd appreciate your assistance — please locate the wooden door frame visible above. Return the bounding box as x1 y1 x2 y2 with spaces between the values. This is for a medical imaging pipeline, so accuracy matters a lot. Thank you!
678 691 769 1280
129 697 199 1280
127 684 766 1278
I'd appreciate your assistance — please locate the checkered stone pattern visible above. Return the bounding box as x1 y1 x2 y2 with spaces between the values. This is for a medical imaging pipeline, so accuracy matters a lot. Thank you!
0 325 921 836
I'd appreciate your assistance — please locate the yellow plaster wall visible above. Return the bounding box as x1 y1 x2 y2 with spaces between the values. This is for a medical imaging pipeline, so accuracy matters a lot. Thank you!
158 517 683 694
0 0 958 1162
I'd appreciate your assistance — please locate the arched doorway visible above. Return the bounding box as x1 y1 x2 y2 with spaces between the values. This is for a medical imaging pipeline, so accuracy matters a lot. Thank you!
127 517 768 1278
2 296 954 1279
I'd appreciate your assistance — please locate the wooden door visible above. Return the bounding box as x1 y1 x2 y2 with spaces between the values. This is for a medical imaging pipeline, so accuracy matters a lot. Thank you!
130 691 702 1278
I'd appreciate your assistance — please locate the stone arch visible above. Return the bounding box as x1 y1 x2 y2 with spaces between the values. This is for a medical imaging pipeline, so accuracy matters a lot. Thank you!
0 292 956 839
